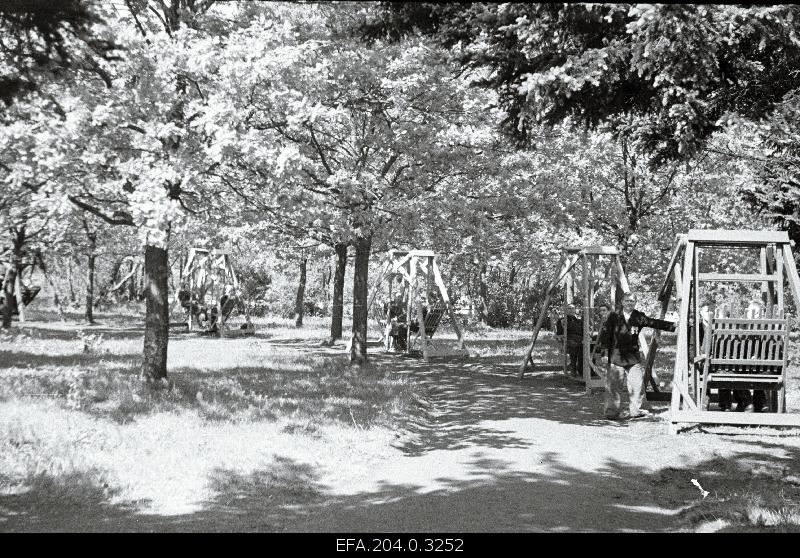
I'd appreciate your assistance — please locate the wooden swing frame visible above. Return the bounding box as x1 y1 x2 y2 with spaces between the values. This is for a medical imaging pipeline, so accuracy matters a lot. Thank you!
656 230 800 433
180 247 254 337
518 245 663 395
365 249 467 362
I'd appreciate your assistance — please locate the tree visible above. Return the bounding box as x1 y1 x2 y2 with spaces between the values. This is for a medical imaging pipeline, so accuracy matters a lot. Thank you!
3 0 229 379
197 2 511 361
0 0 119 106
364 4 800 166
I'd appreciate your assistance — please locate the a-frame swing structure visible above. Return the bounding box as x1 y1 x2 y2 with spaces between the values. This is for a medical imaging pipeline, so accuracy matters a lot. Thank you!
366 249 467 361
657 230 800 433
518 245 664 396
180 247 255 337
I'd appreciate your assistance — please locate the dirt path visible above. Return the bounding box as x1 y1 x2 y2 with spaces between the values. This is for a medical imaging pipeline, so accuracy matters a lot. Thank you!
3 334 800 532
285 352 800 532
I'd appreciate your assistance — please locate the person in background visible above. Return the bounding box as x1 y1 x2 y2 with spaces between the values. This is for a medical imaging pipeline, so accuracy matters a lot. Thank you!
563 304 584 376
590 302 613 379
385 292 407 351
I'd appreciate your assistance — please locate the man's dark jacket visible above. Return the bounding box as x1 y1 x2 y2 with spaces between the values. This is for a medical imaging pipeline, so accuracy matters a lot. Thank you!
556 315 583 340
599 309 676 367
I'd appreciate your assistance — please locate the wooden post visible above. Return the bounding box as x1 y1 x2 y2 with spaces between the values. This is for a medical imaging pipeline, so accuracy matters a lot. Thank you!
760 247 771 307
643 280 674 392
692 244 700 399
582 253 592 390
781 243 800 308
671 241 698 423
775 246 785 314
417 295 429 361
431 259 465 349
615 255 630 294
406 256 417 355
518 254 580 377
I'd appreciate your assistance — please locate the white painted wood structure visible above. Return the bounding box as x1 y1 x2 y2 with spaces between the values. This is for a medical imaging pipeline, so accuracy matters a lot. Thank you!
656 230 800 433
366 249 467 362
181 247 254 337
518 245 661 394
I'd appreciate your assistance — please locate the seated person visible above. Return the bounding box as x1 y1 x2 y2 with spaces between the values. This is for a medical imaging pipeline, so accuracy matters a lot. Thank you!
563 304 584 376
219 285 237 321
704 299 766 412
385 294 407 351
589 302 613 379
207 306 219 333
177 284 199 322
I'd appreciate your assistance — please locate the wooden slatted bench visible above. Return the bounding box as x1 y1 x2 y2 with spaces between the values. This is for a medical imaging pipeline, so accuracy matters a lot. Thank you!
423 304 446 339
699 316 789 412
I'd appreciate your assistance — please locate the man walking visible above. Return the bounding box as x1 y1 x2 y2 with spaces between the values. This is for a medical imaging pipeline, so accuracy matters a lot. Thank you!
598 292 676 420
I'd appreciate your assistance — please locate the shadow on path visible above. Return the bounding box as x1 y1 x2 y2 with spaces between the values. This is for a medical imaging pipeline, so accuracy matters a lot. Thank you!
4 444 799 532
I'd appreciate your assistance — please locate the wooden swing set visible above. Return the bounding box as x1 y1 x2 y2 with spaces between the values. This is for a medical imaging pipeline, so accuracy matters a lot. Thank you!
177 247 255 337
654 230 800 433
365 249 467 361
518 245 661 392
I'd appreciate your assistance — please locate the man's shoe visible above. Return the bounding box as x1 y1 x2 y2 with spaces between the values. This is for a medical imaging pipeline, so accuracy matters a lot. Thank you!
743 403 756 413
757 405 771 413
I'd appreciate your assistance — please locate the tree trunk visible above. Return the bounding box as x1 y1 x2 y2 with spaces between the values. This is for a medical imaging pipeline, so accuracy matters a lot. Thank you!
330 242 347 341
127 260 136 301
85 253 96 324
478 262 489 323
293 255 307 327
350 235 371 364
39 254 67 322
2 265 15 329
141 244 169 382
67 257 77 304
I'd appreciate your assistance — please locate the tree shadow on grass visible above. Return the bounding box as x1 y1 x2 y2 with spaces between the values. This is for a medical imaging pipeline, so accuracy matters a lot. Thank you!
10 322 145 341
0 350 140 369
4 446 799 532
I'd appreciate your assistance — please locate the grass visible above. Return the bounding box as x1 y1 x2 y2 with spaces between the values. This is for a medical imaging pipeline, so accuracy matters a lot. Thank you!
3 306 800 531
0 309 424 523
679 485 800 532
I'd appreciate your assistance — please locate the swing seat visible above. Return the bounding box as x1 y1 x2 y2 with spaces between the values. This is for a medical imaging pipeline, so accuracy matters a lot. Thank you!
700 317 788 413
219 322 256 338
409 304 468 359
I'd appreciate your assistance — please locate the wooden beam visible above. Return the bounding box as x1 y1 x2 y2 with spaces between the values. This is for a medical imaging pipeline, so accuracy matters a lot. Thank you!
431 259 465 350
697 273 778 283
405 257 417 355
416 293 429 362
760 247 771 310
518 254 570 378
775 246 785 313
781 243 800 308
671 241 697 415
672 410 800 427
562 245 620 255
582 254 592 390
692 243 700 399
673 263 683 302
658 235 687 301
688 229 790 245
615 255 630 293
